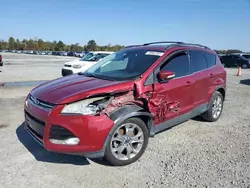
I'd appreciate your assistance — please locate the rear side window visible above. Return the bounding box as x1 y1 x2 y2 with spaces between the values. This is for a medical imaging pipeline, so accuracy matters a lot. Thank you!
189 50 208 73
204 52 216 67
242 55 250 59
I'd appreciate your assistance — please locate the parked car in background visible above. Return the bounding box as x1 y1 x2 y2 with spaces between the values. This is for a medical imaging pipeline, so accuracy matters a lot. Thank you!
241 53 250 60
61 51 114 76
66 51 73 56
0 54 3 66
24 41 226 166
46 51 53 55
39 51 47 55
220 54 250 68
75 51 85 57
52 51 61 56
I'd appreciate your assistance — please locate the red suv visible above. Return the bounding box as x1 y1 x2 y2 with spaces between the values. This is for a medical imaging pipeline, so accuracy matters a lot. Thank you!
24 42 226 166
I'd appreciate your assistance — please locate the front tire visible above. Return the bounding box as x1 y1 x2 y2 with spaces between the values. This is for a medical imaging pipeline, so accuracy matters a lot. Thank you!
104 117 149 166
201 91 224 122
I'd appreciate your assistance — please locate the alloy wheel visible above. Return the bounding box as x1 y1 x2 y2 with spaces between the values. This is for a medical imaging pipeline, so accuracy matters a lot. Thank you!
110 123 144 161
212 95 222 119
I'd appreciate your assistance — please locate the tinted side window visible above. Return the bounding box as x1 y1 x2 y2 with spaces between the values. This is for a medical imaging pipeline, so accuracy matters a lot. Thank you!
204 52 216 67
243 55 250 59
161 52 190 78
190 50 208 73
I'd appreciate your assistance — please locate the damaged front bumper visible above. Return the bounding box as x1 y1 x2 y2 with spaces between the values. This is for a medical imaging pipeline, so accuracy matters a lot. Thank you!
24 101 115 158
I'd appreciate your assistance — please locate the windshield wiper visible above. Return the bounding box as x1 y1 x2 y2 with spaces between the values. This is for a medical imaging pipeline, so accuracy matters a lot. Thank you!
78 72 95 77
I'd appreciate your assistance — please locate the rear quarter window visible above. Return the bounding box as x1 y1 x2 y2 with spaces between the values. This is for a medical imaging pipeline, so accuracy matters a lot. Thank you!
204 52 217 67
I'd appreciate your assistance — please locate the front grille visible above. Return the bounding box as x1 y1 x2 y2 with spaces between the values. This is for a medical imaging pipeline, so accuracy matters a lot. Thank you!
27 124 44 140
49 125 76 140
25 111 45 139
25 110 45 126
62 69 73 76
64 64 72 67
28 95 55 110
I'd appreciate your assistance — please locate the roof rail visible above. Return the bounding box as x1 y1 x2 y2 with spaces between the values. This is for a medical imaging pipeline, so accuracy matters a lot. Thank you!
142 41 211 50
124 41 211 50
167 43 211 50
143 41 184 46
123 45 142 48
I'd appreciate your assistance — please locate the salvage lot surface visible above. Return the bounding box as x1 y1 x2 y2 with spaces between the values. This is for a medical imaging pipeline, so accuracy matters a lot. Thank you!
0 53 250 188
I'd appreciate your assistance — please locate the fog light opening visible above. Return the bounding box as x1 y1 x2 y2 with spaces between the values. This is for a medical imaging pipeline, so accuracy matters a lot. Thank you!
50 137 80 145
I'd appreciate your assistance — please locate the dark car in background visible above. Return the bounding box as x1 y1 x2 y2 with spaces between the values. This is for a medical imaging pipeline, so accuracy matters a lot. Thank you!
0 54 3 66
241 54 250 61
220 54 250 68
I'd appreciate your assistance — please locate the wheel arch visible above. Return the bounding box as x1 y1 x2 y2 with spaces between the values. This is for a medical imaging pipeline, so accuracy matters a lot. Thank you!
208 85 226 104
101 104 154 151
216 87 226 101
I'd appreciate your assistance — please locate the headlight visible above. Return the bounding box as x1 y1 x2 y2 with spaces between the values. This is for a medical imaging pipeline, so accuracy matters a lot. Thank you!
61 97 111 115
72 64 82 69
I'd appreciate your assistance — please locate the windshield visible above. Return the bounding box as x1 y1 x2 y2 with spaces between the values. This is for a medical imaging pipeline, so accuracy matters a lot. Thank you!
242 55 250 59
80 53 95 61
80 53 110 62
81 49 164 81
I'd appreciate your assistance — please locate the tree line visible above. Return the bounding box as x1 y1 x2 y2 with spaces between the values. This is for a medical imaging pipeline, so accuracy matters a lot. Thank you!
0 37 124 52
0 37 246 53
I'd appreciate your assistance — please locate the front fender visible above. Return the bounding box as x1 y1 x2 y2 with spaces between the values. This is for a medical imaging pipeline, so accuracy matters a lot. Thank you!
109 104 154 125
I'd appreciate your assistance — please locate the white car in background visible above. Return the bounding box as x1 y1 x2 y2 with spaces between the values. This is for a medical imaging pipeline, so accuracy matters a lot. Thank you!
61 51 114 76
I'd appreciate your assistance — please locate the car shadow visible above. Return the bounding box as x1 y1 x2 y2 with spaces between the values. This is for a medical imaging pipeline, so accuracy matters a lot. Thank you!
16 122 91 165
191 115 207 122
239 79 250 86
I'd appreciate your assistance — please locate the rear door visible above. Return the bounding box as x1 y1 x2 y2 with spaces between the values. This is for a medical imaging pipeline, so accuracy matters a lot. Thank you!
149 50 195 125
189 50 211 108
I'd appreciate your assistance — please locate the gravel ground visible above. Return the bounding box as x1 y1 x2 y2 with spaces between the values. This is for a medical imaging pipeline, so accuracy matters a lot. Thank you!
0 52 77 82
0 53 250 188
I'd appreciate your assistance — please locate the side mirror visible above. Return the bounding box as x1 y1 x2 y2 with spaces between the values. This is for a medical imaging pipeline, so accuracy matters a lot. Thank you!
158 70 175 81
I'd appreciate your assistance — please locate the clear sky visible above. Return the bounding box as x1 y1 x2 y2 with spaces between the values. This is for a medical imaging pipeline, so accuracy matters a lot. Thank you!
1 0 250 51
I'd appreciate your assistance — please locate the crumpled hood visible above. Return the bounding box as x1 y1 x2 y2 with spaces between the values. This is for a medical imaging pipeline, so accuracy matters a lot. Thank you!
30 74 133 104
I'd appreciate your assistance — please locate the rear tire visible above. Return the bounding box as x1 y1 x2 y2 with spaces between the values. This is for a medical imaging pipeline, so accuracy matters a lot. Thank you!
201 91 224 122
104 117 149 166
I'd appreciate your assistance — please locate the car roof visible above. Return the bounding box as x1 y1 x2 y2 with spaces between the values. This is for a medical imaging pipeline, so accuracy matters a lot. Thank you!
123 43 215 54
124 41 216 54
123 45 167 52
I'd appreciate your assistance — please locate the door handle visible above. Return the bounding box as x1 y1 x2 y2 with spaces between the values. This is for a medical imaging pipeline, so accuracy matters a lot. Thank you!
209 73 214 78
186 81 192 86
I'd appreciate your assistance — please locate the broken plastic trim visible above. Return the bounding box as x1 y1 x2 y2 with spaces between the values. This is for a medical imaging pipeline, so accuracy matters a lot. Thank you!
89 89 131 98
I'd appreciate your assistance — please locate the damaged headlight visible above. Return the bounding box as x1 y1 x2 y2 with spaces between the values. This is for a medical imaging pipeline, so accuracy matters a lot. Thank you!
61 96 111 115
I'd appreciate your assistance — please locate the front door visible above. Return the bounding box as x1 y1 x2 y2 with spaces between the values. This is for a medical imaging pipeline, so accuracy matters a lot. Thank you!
148 50 195 127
